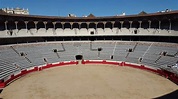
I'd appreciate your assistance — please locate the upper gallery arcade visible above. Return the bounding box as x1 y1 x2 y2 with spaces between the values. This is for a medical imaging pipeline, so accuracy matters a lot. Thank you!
0 10 178 36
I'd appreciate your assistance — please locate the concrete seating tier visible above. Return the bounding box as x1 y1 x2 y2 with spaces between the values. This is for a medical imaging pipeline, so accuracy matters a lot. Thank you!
0 41 178 80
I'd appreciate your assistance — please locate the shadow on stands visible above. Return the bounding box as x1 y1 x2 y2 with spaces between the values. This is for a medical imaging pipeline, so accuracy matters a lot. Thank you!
153 90 178 99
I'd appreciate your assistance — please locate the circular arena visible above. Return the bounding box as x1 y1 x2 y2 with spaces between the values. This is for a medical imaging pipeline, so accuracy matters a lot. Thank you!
0 9 178 99
1 64 178 99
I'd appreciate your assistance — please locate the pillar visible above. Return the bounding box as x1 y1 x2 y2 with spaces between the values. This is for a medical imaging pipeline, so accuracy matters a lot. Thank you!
78 22 81 30
129 21 132 28
4 21 8 31
34 21 38 33
158 21 161 33
15 21 18 31
24 21 28 32
169 19 171 33
139 21 142 28
111 21 115 29
148 20 151 32
86 22 90 30
148 20 151 29
43 21 47 32
158 21 161 30
129 21 133 31
94 22 98 33
70 22 73 29
103 22 106 32
120 21 124 28
95 22 98 29
52 22 56 30
61 22 65 30
52 22 56 34
34 21 38 29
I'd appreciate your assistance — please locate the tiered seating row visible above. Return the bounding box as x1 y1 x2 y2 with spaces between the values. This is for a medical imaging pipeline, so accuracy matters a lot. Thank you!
0 41 178 80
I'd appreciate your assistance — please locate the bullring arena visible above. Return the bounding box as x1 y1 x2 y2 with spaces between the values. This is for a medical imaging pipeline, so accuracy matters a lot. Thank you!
1 64 178 99
0 9 178 99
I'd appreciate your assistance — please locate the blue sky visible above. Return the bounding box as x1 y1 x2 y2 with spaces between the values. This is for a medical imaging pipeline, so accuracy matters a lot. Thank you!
0 0 178 17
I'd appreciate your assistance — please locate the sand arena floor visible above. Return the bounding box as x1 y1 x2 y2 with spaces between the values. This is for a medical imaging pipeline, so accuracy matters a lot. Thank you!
1 64 178 99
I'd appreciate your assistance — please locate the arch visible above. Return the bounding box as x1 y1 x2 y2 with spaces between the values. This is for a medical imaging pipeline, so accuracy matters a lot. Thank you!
7 21 16 30
18 21 26 30
72 23 79 29
75 55 83 60
114 21 121 28
89 23 95 29
161 19 170 30
132 21 139 28
37 21 45 29
81 23 87 29
97 22 104 29
0 21 5 31
64 23 71 29
123 21 130 29
55 22 62 29
27 21 35 29
105 22 112 29
46 22 53 29
141 21 149 29
151 20 159 29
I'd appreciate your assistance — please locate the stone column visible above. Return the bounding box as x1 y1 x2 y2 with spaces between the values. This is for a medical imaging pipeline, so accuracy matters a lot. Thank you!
34 21 38 32
52 22 56 34
129 21 132 28
95 22 98 29
120 21 124 28
148 20 151 29
158 21 161 33
61 22 65 30
15 21 18 30
24 21 28 32
111 21 115 32
95 22 98 34
86 22 90 30
139 21 142 28
111 21 115 29
52 22 56 29
103 22 106 32
43 21 47 32
148 20 151 32
169 19 171 33
120 21 124 32
129 21 133 31
70 22 73 29
78 22 81 30
4 21 8 31
159 21 161 30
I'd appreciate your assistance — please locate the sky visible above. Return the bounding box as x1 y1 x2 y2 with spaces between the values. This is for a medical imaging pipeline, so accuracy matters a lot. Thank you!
0 0 178 17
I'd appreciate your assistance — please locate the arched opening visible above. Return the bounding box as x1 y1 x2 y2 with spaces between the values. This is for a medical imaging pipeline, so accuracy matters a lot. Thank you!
141 21 149 29
89 23 96 29
73 23 79 29
64 23 71 29
132 21 139 29
37 21 45 30
55 23 62 29
123 21 130 29
114 21 121 29
81 23 87 29
7 21 16 30
105 22 112 29
46 22 53 30
75 55 83 60
28 21 35 30
97 23 104 29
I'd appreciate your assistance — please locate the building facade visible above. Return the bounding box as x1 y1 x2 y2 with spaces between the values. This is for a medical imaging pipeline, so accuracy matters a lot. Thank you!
1 7 29 15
